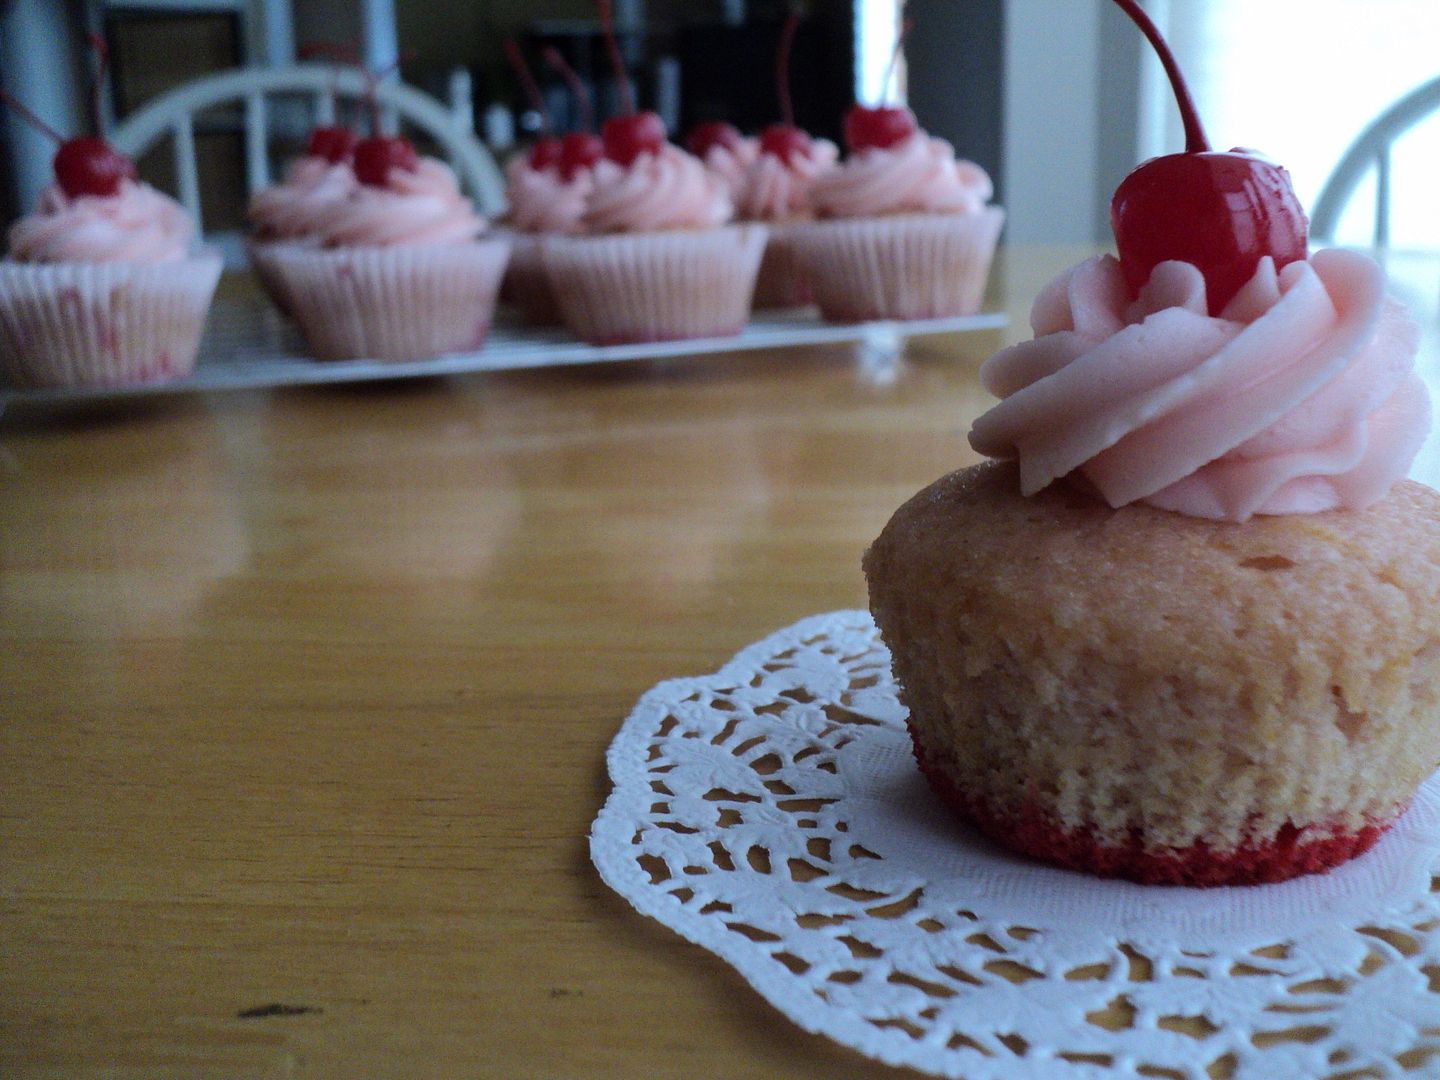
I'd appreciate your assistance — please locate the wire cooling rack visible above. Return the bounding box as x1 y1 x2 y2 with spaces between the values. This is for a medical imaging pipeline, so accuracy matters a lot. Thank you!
0 276 1008 404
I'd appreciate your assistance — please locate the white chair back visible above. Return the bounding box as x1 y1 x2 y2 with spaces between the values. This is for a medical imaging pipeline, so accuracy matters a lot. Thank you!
1311 75 1440 248
110 64 506 239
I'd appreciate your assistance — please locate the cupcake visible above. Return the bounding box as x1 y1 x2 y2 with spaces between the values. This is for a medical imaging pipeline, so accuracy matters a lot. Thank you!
263 135 511 361
540 17 764 346
686 121 759 202
736 128 838 309
864 2 1440 886
0 148 220 389
246 127 358 316
792 106 1002 323
496 42 603 325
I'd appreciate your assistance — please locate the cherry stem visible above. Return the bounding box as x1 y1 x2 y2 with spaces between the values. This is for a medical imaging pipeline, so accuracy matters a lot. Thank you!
595 0 635 116
1109 0 1208 153
362 56 405 136
87 31 109 137
879 18 911 106
775 12 800 129
543 46 593 133
0 90 65 145
504 39 552 136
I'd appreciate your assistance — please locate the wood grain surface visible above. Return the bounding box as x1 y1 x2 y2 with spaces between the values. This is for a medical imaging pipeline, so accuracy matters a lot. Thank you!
3 245 1435 1079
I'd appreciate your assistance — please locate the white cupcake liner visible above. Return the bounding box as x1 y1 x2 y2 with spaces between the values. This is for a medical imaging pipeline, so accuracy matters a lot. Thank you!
499 232 562 326
266 238 513 361
247 237 318 319
751 221 814 310
789 208 1004 322
541 225 767 345
0 254 222 389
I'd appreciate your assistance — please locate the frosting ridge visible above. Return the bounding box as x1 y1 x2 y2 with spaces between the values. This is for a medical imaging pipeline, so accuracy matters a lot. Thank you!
700 138 759 198
583 145 731 233
968 250 1431 521
8 180 194 263
810 134 992 219
504 156 592 235
249 156 358 240
735 139 839 222
318 158 485 247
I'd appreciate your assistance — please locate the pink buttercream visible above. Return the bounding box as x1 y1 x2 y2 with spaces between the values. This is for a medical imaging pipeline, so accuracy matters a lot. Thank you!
968 250 1431 522
700 138 759 198
810 134 992 219
7 180 193 264
583 145 731 234
503 156 592 235
318 158 485 247
735 139 839 222
248 156 358 240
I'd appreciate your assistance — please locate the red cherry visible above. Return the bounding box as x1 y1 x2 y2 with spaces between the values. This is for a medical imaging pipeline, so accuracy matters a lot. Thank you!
528 136 565 171
306 126 357 164
559 132 604 180
53 137 137 198
353 136 420 186
758 123 813 166
1107 0 1307 314
685 121 745 159
601 110 666 166
1111 151 1308 314
843 105 917 153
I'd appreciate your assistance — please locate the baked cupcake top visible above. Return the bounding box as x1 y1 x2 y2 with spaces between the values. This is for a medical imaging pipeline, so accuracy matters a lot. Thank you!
582 144 731 234
969 250 1431 522
248 156 358 241
735 137 838 223
503 155 593 235
7 179 193 263
317 157 485 247
809 133 992 219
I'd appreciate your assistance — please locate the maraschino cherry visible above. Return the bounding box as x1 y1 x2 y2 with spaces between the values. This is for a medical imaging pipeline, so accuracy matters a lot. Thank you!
1108 0 1307 314
504 39 565 172
843 20 917 153
757 13 814 166
595 0 666 166
350 56 420 187
685 120 745 160
0 33 136 198
295 43 361 163
542 46 605 180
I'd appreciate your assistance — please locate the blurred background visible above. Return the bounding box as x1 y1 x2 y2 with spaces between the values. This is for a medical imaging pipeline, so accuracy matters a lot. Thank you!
1 0 1437 252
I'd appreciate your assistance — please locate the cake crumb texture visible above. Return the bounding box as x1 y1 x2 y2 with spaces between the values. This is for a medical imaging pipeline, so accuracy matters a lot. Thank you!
864 461 1440 858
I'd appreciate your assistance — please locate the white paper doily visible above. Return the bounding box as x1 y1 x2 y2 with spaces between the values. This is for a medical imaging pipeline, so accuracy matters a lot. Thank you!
591 611 1440 1079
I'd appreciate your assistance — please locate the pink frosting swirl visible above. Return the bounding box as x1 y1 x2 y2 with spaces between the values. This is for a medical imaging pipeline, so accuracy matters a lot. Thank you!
317 158 485 247
700 138 759 198
583 145 732 234
735 139 839 222
8 180 193 263
503 156 592 235
248 156 358 240
810 134 992 219
968 250 1431 522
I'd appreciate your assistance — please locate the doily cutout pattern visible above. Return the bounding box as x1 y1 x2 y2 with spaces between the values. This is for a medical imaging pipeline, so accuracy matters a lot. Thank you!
591 611 1440 1079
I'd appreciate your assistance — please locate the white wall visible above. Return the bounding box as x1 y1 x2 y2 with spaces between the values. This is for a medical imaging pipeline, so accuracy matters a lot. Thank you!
1002 0 1147 244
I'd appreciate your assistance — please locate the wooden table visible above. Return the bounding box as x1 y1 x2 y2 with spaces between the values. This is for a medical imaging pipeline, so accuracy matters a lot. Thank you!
3 245 1437 1079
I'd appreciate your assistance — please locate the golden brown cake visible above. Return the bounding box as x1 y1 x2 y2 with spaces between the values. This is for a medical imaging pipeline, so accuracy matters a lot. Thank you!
865 462 1440 885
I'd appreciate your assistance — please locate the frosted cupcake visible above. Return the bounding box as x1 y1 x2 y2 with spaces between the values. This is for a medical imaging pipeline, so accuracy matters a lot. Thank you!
865 1 1440 886
1 173 219 389
263 136 510 361
793 107 1002 322
496 43 602 325
246 129 358 316
736 127 838 308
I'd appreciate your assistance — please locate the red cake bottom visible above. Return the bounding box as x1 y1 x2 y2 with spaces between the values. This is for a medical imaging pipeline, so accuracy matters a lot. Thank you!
910 732 1397 887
